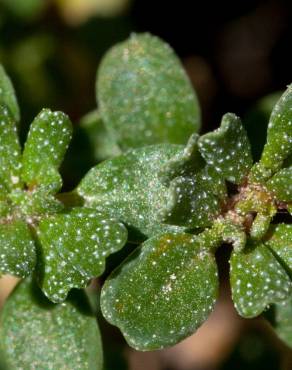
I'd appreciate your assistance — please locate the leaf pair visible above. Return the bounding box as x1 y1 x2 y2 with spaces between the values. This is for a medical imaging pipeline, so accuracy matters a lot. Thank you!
100 222 292 351
0 65 127 303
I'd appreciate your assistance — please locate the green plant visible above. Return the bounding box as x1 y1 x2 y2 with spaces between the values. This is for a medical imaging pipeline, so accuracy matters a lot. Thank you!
0 33 291 368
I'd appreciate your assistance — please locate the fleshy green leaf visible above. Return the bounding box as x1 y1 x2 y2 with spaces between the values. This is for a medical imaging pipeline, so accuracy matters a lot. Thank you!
0 105 22 193
101 232 219 350
266 167 292 203
198 113 253 184
160 134 227 199
268 296 292 348
258 85 292 175
77 144 185 240
0 220 36 277
36 240 89 303
159 135 226 228
0 279 103 370
37 208 127 280
22 109 72 192
160 134 204 183
161 176 220 228
265 224 292 275
97 33 201 150
230 242 292 318
0 64 20 123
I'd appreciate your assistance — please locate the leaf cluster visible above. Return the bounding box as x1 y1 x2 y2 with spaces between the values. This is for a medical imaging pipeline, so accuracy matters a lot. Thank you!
0 33 291 368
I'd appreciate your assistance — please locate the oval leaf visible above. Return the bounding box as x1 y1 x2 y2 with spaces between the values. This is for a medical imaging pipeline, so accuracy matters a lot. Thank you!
230 242 292 318
0 279 103 370
0 64 20 123
37 208 127 279
77 144 184 240
0 105 22 193
198 113 253 184
0 220 36 277
101 232 219 350
259 85 292 174
97 33 201 150
22 109 72 193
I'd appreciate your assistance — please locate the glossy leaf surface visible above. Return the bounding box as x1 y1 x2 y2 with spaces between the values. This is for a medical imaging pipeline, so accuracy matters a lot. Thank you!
0 279 103 370
101 232 219 350
0 220 36 277
97 33 201 150
230 243 292 318
198 113 252 184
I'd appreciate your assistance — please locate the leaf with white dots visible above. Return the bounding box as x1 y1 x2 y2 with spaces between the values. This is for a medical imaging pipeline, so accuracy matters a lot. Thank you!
266 167 292 203
0 279 103 370
36 240 90 303
9 187 64 218
101 232 219 350
97 33 201 150
264 224 292 275
22 109 72 193
161 136 227 199
0 64 20 123
37 208 127 280
160 135 226 228
77 144 185 240
230 242 292 318
0 220 36 277
161 176 220 228
0 104 22 193
160 134 204 184
198 113 253 184
258 85 292 175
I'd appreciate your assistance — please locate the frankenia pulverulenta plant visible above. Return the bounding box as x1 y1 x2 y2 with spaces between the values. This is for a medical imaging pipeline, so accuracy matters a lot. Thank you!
75 34 292 351
0 32 291 369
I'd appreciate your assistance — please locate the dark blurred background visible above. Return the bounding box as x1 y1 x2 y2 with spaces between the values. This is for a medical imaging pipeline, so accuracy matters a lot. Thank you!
0 1 291 369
